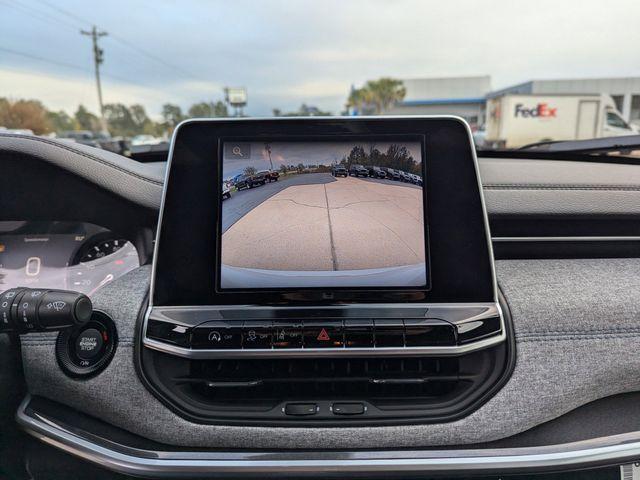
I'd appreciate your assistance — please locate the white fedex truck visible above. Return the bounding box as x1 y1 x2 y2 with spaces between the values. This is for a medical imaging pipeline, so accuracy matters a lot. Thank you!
484 93 637 148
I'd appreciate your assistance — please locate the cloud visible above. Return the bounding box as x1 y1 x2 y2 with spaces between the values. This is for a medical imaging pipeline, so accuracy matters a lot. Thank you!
2 0 640 117
0 66 222 119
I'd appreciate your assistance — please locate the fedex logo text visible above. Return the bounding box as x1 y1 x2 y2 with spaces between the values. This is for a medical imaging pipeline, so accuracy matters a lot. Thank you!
514 103 557 118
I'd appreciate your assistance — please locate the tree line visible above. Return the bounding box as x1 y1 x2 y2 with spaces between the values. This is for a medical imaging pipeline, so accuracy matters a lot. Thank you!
0 97 229 137
341 143 421 174
0 98 334 138
0 76 407 137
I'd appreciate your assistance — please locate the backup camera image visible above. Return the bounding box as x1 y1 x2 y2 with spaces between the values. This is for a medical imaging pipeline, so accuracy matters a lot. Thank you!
220 140 426 289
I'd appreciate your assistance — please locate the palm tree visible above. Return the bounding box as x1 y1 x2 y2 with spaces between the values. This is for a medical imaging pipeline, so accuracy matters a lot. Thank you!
364 78 406 114
346 87 373 115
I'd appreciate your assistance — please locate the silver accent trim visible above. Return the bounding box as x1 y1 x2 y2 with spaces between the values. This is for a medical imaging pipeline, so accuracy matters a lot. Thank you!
143 302 505 358
17 395 640 477
145 117 503 358
460 115 500 303
493 236 640 242
143 334 504 359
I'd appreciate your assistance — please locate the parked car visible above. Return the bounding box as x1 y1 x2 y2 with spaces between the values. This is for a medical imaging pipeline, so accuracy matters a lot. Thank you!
60 130 100 148
411 174 424 186
399 171 412 182
0 127 34 135
222 182 231 200
252 171 268 184
131 134 162 146
234 173 266 190
382 167 401 181
258 170 280 182
331 165 348 177
59 130 130 155
472 126 487 148
367 166 386 178
349 164 369 177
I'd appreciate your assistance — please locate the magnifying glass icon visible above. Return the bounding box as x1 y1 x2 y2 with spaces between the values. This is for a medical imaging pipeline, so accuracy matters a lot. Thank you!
232 146 243 157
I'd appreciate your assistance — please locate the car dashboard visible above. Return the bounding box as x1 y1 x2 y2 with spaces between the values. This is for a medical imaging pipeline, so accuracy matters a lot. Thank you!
1 120 640 480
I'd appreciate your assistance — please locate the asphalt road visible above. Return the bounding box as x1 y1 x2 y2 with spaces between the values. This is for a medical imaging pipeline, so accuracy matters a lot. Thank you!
222 172 421 233
222 173 337 232
221 174 425 271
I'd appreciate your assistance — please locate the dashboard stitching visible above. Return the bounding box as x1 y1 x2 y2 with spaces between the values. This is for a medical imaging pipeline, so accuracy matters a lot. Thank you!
0 134 164 186
517 333 640 342
484 184 640 191
518 327 640 334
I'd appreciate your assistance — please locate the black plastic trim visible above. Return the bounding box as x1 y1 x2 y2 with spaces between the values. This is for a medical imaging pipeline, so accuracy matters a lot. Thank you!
135 295 515 427
153 117 494 306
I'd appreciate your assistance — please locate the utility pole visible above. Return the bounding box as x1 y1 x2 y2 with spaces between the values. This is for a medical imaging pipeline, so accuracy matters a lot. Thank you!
81 26 108 133
265 143 273 170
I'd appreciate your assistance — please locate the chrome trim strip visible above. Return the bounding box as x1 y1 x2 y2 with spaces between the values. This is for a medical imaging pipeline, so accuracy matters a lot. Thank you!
142 302 505 358
493 236 640 243
142 334 504 359
17 395 640 477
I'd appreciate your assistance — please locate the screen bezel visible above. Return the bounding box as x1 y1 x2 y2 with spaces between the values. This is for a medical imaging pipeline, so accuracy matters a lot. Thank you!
216 134 430 293
152 117 495 306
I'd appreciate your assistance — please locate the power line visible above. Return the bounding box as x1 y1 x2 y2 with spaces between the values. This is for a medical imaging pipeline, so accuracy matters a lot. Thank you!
0 46 91 74
108 34 200 80
32 0 201 80
0 0 79 31
0 47 170 99
31 0 92 26
1 1 148 76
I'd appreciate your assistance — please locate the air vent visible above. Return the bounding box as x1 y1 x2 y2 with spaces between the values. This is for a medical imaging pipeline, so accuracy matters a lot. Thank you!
141 343 510 426
186 357 463 406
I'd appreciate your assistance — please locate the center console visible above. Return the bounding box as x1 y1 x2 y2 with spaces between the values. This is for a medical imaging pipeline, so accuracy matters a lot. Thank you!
139 117 513 426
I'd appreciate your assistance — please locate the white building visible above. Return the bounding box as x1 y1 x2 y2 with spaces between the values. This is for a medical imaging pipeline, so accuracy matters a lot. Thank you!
489 77 640 125
382 76 491 128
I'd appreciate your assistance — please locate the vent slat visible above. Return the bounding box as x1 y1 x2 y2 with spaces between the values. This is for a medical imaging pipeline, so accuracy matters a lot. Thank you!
185 356 467 407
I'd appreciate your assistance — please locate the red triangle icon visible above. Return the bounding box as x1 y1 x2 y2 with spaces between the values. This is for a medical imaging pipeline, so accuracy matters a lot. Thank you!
317 328 330 341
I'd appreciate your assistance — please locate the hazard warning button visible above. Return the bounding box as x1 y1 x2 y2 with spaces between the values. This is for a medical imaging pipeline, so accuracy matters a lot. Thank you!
303 321 344 348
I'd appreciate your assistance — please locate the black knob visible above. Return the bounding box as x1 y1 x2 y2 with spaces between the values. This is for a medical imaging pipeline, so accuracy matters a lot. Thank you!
0 288 93 334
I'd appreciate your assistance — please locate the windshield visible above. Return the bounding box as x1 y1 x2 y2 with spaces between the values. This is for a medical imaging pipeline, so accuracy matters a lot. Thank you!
1 1 640 153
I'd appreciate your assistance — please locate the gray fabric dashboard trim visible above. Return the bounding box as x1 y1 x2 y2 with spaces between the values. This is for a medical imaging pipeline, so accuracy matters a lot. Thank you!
21 259 640 449
479 158 640 215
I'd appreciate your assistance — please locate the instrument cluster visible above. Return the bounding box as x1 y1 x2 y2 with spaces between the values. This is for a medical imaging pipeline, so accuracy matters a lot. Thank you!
0 221 140 297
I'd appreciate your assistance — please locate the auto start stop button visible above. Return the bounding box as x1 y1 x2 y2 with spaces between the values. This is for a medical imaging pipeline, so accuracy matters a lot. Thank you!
56 311 118 379
74 328 104 360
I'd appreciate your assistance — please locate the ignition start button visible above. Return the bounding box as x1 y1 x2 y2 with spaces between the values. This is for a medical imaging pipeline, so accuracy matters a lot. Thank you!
56 311 118 378
74 328 104 360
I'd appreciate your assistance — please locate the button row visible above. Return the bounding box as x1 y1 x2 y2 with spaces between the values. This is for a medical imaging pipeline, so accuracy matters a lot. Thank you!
284 402 365 416
147 319 457 350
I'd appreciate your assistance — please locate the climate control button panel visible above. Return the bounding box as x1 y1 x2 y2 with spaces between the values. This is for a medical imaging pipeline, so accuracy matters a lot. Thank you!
146 317 502 356
144 304 503 358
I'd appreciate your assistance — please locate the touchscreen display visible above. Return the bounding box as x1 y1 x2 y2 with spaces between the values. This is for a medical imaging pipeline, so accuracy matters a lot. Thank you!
220 140 427 289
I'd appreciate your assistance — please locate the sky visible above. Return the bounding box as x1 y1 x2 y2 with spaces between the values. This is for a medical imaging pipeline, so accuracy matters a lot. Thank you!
1 0 640 119
222 141 422 178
